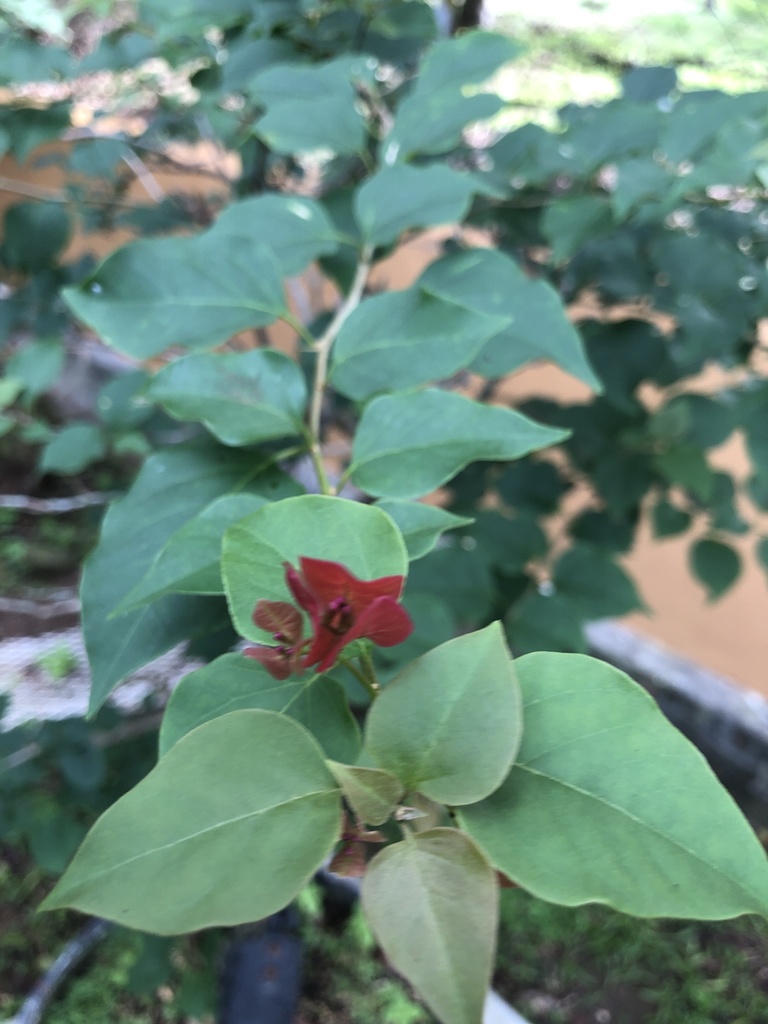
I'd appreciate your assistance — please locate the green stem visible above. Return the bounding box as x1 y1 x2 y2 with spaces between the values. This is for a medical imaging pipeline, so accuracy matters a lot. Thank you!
339 656 379 700
301 426 333 496
306 245 373 494
359 645 379 694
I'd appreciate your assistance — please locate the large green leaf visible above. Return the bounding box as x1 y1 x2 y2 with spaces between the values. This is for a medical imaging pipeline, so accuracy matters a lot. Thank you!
349 390 568 499
374 499 473 560
362 828 498 1024
460 653 768 919
222 495 408 643
81 445 300 714
145 349 307 446
366 623 521 805
159 654 360 764
63 183 332 357
63 234 285 359
354 165 480 247
387 32 520 159
541 196 614 264
118 494 268 613
326 762 404 826
213 194 340 276
42 711 342 933
251 60 367 155
330 288 509 400
420 248 600 389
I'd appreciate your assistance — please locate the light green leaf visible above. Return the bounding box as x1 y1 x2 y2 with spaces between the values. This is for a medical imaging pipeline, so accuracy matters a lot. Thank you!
6 338 64 399
63 235 285 359
354 165 480 247
159 654 360 764
40 423 106 475
145 349 307 446
0 377 23 409
118 494 268 612
420 248 600 389
222 495 408 643
460 653 768 919
330 288 509 401
375 499 473 560
362 828 498 1024
366 623 521 805
42 711 342 933
350 389 568 499
81 445 301 714
326 762 404 826
689 537 741 601
386 32 521 160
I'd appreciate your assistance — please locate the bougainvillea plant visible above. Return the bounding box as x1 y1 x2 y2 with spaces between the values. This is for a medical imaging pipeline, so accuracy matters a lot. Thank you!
28 6 768 1024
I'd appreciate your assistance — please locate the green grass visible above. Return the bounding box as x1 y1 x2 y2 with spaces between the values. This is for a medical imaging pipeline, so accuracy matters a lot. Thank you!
496 887 768 1023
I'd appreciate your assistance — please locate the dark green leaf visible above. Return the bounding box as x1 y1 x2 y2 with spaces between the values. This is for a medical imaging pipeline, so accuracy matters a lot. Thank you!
506 591 587 655
652 499 691 539
689 537 741 601
2 202 71 271
553 545 645 619
541 197 614 264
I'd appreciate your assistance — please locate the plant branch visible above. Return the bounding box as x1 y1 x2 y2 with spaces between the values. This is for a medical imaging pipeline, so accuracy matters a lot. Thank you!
307 245 373 492
338 655 379 700
0 492 119 514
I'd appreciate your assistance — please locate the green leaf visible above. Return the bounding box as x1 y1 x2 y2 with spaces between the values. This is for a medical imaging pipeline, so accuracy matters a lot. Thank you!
118 494 268 612
406 546 493 627
460 652 768 919
42 711 342 933
354 165 480 247
6 338 64 399
612 159 671 220
387 31 521 159
145 350 307 446
689 537 741 601
655 444 714 502
350 390 569 500
420 248 600 389
63 235 285 359
81 445 300 714
330 288 509 401
541 196 614 264
213 194 340 276
362 828 497 1024
652 499 692 539
506 591 588 655
40 423 106 475
222 495 408 643
366 623 521 805
757 536 768 585
0 377 23 409
326 762 403 826
471 510 548 575
159 654 360 764
553 545 645 619
2 202 71 271
251 61 366 155
622 65 676 102
374 500 473 561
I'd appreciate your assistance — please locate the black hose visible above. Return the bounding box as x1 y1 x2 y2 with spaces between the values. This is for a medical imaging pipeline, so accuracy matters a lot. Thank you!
4 918 111 1024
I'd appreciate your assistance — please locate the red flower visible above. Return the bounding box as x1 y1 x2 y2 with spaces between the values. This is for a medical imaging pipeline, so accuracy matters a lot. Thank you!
244 600 307 681
286 556 413 673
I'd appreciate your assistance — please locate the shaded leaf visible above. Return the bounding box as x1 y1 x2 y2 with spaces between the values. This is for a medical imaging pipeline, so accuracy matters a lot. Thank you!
327 762 404 826
375 499 473 561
